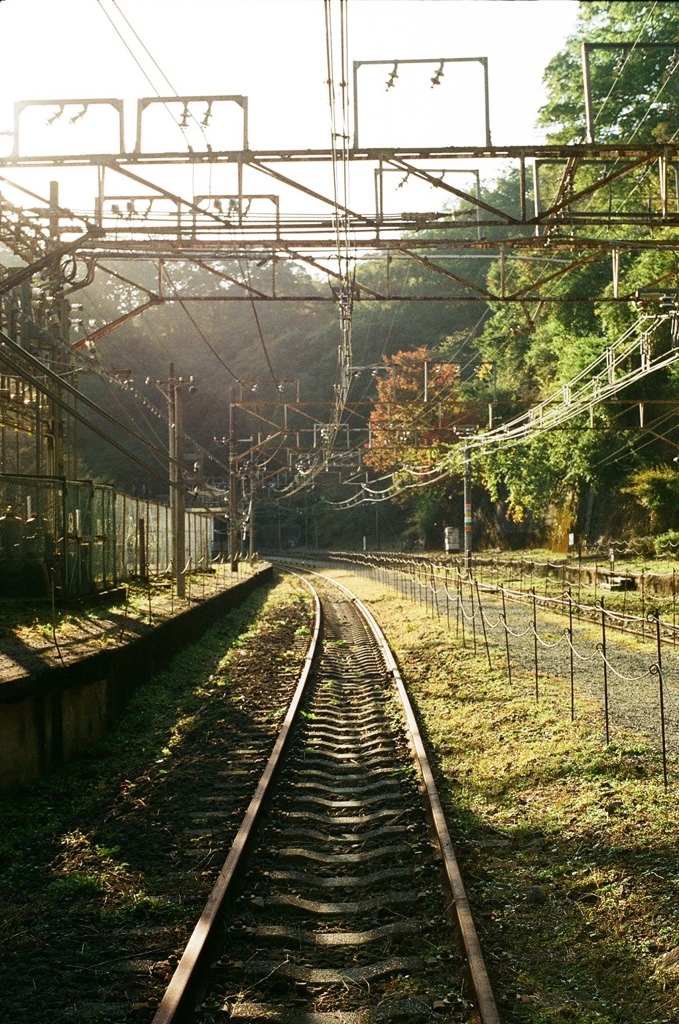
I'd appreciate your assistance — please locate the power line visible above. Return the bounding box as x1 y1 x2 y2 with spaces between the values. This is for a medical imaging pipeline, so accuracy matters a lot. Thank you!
161 265 242 383
592 2 658 131
95 0 208 148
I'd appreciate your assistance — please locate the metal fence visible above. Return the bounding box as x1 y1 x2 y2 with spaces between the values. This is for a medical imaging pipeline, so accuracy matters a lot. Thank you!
0 473 213 600
331 552 679 790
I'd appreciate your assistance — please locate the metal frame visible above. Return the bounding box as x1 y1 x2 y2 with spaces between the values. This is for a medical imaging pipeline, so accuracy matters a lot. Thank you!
134 94 248 153
12 98 125 157
352 57 491 149
582 42 679 144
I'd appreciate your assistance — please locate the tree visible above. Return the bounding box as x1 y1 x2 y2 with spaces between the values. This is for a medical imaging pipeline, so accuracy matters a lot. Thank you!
363 347 466 475
539 2 679 145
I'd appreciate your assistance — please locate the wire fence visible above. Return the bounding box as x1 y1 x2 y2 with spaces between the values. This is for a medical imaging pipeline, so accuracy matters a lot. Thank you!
330 552 679 789
0 473 213 601
353 549 679 604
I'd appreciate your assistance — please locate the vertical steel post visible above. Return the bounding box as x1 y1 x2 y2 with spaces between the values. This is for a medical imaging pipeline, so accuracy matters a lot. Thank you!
568 588 575 721
532 587 539 700
174 378 186 598
481 56 492 147
501 585 512 687
248 479 256 561
455 570 461 639
581 43 596 144
432 564 440 619
229 402 239 573
463 446 472 573
168 363 177 590
475 580 492 670
139 516 148 585
654 612 668 790
470 574 477 655
601 598 610 744
459 573 466 648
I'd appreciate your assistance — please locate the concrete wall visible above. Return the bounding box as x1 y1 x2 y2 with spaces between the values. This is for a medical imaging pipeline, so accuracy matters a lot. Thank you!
0 566 272 791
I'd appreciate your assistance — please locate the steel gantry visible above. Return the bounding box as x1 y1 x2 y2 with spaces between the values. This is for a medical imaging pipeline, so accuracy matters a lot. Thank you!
2 134 679 311
1 43 678 521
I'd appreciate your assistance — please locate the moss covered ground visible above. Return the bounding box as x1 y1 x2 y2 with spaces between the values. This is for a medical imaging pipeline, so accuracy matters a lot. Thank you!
326 567 679 1024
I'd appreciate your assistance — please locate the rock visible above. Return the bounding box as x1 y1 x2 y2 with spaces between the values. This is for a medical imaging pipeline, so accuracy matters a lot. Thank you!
524 886 547 905
662 946 679 969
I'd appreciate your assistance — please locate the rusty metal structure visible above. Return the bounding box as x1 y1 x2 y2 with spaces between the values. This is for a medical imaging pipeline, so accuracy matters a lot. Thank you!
0 43 677 545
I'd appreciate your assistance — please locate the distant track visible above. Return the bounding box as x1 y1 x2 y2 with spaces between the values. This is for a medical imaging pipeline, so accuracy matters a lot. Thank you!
152 566 499 1024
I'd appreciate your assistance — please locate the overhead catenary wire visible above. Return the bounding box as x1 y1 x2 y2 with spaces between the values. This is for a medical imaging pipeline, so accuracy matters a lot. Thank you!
591 2 659 133
331 310 679 507
160 265 242 383
0 332 172 485
239 258 279 385
272 0 354 499
95 0 210 149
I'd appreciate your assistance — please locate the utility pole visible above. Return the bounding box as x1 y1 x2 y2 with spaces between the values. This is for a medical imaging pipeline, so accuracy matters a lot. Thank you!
248 474 256 561
171 368 186 597
229 401 239 572
48 180 65 479
147 364 196 598
463 445 472 573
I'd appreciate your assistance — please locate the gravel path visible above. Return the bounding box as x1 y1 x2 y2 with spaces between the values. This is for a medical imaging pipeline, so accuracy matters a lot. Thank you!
361 564 679 758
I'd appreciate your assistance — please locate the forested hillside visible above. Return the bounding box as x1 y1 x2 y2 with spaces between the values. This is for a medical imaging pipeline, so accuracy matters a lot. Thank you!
77 1 679 552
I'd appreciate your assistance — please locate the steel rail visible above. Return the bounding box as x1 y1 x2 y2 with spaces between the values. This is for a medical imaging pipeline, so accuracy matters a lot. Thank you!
289 565 502 1024
151 571 321 1024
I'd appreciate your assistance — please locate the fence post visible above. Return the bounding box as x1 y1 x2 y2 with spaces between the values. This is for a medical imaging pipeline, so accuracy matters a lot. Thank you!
475 580 492 670
501 585 512 686
600 597 610 745
654 611 669 790
432 565 440 620
469 575 477 655
568 587 575 721
532 587 539 700
456 571 461 640
139 517 148 584
445 567 450 629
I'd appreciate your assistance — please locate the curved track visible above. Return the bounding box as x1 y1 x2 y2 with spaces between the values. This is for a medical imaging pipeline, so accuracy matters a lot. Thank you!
152 568 499 1024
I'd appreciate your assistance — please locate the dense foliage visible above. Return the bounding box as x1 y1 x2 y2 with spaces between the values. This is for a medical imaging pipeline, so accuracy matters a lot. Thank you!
76 2 679 551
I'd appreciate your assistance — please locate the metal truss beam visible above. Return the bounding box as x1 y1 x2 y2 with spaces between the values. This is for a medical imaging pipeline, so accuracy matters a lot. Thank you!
1 143 676 167
3 140 678 307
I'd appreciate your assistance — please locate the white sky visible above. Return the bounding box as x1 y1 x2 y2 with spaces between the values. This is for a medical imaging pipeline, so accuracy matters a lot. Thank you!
0 0 581 221
0 0 580 147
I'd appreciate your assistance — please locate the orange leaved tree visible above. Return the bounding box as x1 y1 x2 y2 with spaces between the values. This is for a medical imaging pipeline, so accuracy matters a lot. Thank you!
363 348 465 475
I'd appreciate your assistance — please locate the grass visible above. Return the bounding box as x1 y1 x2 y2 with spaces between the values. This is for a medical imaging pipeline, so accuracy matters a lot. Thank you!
0 563 261 674
326 567 679 1024
0 573 314 1022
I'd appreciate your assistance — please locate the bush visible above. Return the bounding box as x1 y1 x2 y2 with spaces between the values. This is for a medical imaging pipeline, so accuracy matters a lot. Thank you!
653 530 679 559
622 467 679 534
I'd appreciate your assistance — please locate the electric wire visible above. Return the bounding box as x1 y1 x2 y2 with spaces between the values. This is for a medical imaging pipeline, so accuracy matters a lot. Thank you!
160 264 242 383
330 311 679 507
272 0 353 498
239 258 279 384
591 2 658 132
97 0 211 147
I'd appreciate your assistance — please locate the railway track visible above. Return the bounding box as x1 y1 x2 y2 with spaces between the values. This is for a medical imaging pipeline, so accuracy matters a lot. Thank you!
152 568 499 1024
